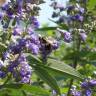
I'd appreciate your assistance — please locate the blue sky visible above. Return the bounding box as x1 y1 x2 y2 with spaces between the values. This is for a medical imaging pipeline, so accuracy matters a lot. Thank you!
38 0 68 26
38 0 54 26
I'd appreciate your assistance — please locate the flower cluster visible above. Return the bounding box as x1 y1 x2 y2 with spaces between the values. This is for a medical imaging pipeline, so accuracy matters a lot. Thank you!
0 22 59 83
18 54 32 83
51 1 85 22
52 90 65 96
0 0 41 28
70 79 96 96
0 0 59 84
57 28 72 43
7 53 32 83
51 0 96 96
51 1 88 43
57 28 87 43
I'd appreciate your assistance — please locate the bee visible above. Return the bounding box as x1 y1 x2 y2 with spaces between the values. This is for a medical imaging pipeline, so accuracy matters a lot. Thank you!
0 0 6 6
39 36 57 51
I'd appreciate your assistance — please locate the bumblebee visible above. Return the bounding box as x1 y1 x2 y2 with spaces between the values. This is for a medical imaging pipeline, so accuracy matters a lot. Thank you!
39 36 52 51
39 36 57 51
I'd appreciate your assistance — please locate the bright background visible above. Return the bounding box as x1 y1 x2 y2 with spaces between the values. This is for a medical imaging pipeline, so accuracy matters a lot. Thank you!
39 0 68 26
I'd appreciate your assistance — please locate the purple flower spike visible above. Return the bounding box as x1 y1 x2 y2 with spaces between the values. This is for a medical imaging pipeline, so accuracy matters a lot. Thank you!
89 80 96 87
2 3 9 11
30 34 40 45
71 14 84 22
76 15 83 22
70 86 81 96
67 5 75 11
79 32 87 41
75 91 81 96
57 28 72 43
26 42 39 55
52 43 59 50
16 0 23 8
85 89 92 96
21 76 30 83
19 54 32 83
0 71 6 78
52 40 59 50
0 60 4 68
52 90 57 96
18 54 27 63
9 44 22 54
79 7 85 14
3 51 10 60
18 39 26 47
64 32 72 43
13 27 23 36
0 12 4 20
30 16 40 28
27 27 34 35
30 44 39 55
81 81 89 88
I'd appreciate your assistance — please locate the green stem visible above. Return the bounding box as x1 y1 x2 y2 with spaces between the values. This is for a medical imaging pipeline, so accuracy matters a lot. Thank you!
67 34 81 96
67 56 78 96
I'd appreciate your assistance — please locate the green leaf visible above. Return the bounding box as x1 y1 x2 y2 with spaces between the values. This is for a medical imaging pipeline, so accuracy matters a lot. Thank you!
34 65 61 95
12 18 16 26
37 27 58 31
49 19 69 30
87 0 96 10
46 59 83 80
0 42 7 57
26 53 42 65
0 89 24 96
0 42 7 49
1 84 50 96
77 51 96 61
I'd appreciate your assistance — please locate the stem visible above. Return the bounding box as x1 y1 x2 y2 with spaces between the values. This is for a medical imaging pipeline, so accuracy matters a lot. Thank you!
67 1 87 95
67 57 78 96
67 34 81 96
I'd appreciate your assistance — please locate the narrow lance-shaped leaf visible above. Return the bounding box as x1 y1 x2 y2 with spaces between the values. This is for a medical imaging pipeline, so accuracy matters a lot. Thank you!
87 0 96 10
36 27 58 31
26 53 42 64
28 55 83 80
34 65 61 95
45 59 83 80
1 84 50 96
